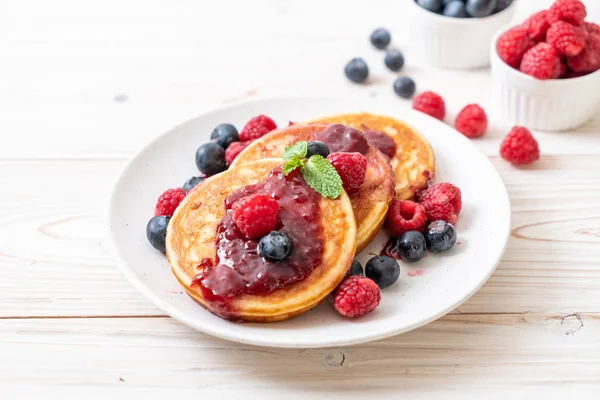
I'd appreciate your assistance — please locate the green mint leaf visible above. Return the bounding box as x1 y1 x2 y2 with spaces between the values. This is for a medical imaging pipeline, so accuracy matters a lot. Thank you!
282 155 304 176
301 155 343 199
282 141 308 161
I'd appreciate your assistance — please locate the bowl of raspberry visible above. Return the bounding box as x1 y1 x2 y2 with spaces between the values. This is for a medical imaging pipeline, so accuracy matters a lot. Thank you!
491 0 600 131
409 0 517 69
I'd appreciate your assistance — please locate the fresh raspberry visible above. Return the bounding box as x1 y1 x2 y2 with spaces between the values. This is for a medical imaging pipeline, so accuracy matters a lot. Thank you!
326 152 367 194
154 188 185 216
559 61 568 78
232 194 279 239
547 21 588 57
386 200 427 237
584 22 600 39
522 10 551 42
567 33 600 73
499 126 540 165
333 275 381 319
496 27 535 69
239 115 277 142
418 183 462 225
548 0 587 26
454 104 488 138
520 42 561 79
412 91 446 121
225 140 250 165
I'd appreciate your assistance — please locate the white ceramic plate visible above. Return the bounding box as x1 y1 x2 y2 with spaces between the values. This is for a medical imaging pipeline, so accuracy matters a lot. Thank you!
108 96 510 348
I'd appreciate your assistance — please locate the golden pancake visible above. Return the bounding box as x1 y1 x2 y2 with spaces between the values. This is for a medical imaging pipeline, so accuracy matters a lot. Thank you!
167 158 356 322
231 124 395 253
310 113 435 200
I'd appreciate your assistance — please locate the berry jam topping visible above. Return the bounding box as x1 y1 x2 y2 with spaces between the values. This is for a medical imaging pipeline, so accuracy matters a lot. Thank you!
362 129 397 158
193 167 323 318
313 124 369 155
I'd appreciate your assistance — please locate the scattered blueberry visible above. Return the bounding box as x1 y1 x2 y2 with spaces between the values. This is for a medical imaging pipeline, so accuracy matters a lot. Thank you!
183 176 205 194
442 0 457 6
344 58 369 84
417 0 443 13
465 0 497 18
443 1 468 17
259 231 293 261
393 77 416 99
423 220 457 253
394 231 426 263
346 259 364 278
306 141 330 158
365 255 400 289
210 123 239 149
494 0 512 12
146 215 171 252
370 28 391 50
195 142 227 176
384 50 405 72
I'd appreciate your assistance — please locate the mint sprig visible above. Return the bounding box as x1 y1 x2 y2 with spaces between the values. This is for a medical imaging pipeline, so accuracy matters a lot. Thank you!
281 141 343 199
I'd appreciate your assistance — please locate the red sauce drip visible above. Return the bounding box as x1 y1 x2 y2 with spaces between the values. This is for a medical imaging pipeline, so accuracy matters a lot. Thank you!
381 236 400 259
313 124 369 155
362 129 396 158
192 168 323 319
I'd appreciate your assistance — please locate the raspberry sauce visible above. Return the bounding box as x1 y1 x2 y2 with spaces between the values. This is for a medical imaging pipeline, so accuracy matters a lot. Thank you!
193 168 323 319
362 129 396 158
313 124 369 155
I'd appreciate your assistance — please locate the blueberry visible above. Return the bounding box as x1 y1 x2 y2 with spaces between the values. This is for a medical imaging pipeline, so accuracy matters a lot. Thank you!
365 256 400 289
182 176 205 194
384 50 405 72
344 58 369 84
346 259 364 278
370 28 391 50
146 215 171 253
393 77 416 99
195 142 226 176
494 0 512 12
423 220 457 253
443 0 460 6
395 231 426 263
417 0 443 13
443 1 468 17
210 123 239 149
306 141 330 158
259 231 293 261
465 0 497 18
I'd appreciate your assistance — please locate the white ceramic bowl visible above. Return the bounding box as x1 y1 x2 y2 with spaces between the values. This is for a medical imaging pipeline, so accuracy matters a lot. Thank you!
409 0 516 69
490 25 600 132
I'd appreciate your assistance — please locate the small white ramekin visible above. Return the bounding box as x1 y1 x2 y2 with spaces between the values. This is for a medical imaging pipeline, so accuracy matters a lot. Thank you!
409 0 516 69
490 25 600 132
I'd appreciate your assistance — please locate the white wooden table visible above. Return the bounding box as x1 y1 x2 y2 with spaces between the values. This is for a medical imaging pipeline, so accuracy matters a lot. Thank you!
2 0 600 398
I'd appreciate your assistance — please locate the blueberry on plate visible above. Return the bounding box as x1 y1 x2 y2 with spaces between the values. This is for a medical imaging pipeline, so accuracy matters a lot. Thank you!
210 123 239 149
443 1 468 17
306 141 330 158
344 58 369 84
494 0 512 12
465 0 497 18
259 231 293 261
384 50 405 72
370 28 391 50
146 215 171 253
182 176 205 194
423 220 457 252
365 255 400 289
395 231 426 263
196 142 227 176
346 259 364 278
417 0 443 13
393 77 416 99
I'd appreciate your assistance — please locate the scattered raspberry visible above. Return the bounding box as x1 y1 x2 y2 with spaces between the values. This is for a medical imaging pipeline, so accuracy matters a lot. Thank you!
496 27 535 68
225 140 251 165
522 10 551 42
454 104 488 138
548 0 587 26
154 188 185 216
333 275 381 318
567 33 600 73
500 126 540 165
418 183 462 225
412 91 446 121
239 115 277 142
565 70 588 78
520 42 561 79
559 61 568 78
386 200 427 237
547 21 587 57
584 22 600 38
232 194 279 239
326 152 367 194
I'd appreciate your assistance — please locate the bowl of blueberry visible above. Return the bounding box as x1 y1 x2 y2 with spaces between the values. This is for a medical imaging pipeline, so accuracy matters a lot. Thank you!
410 0 516 69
